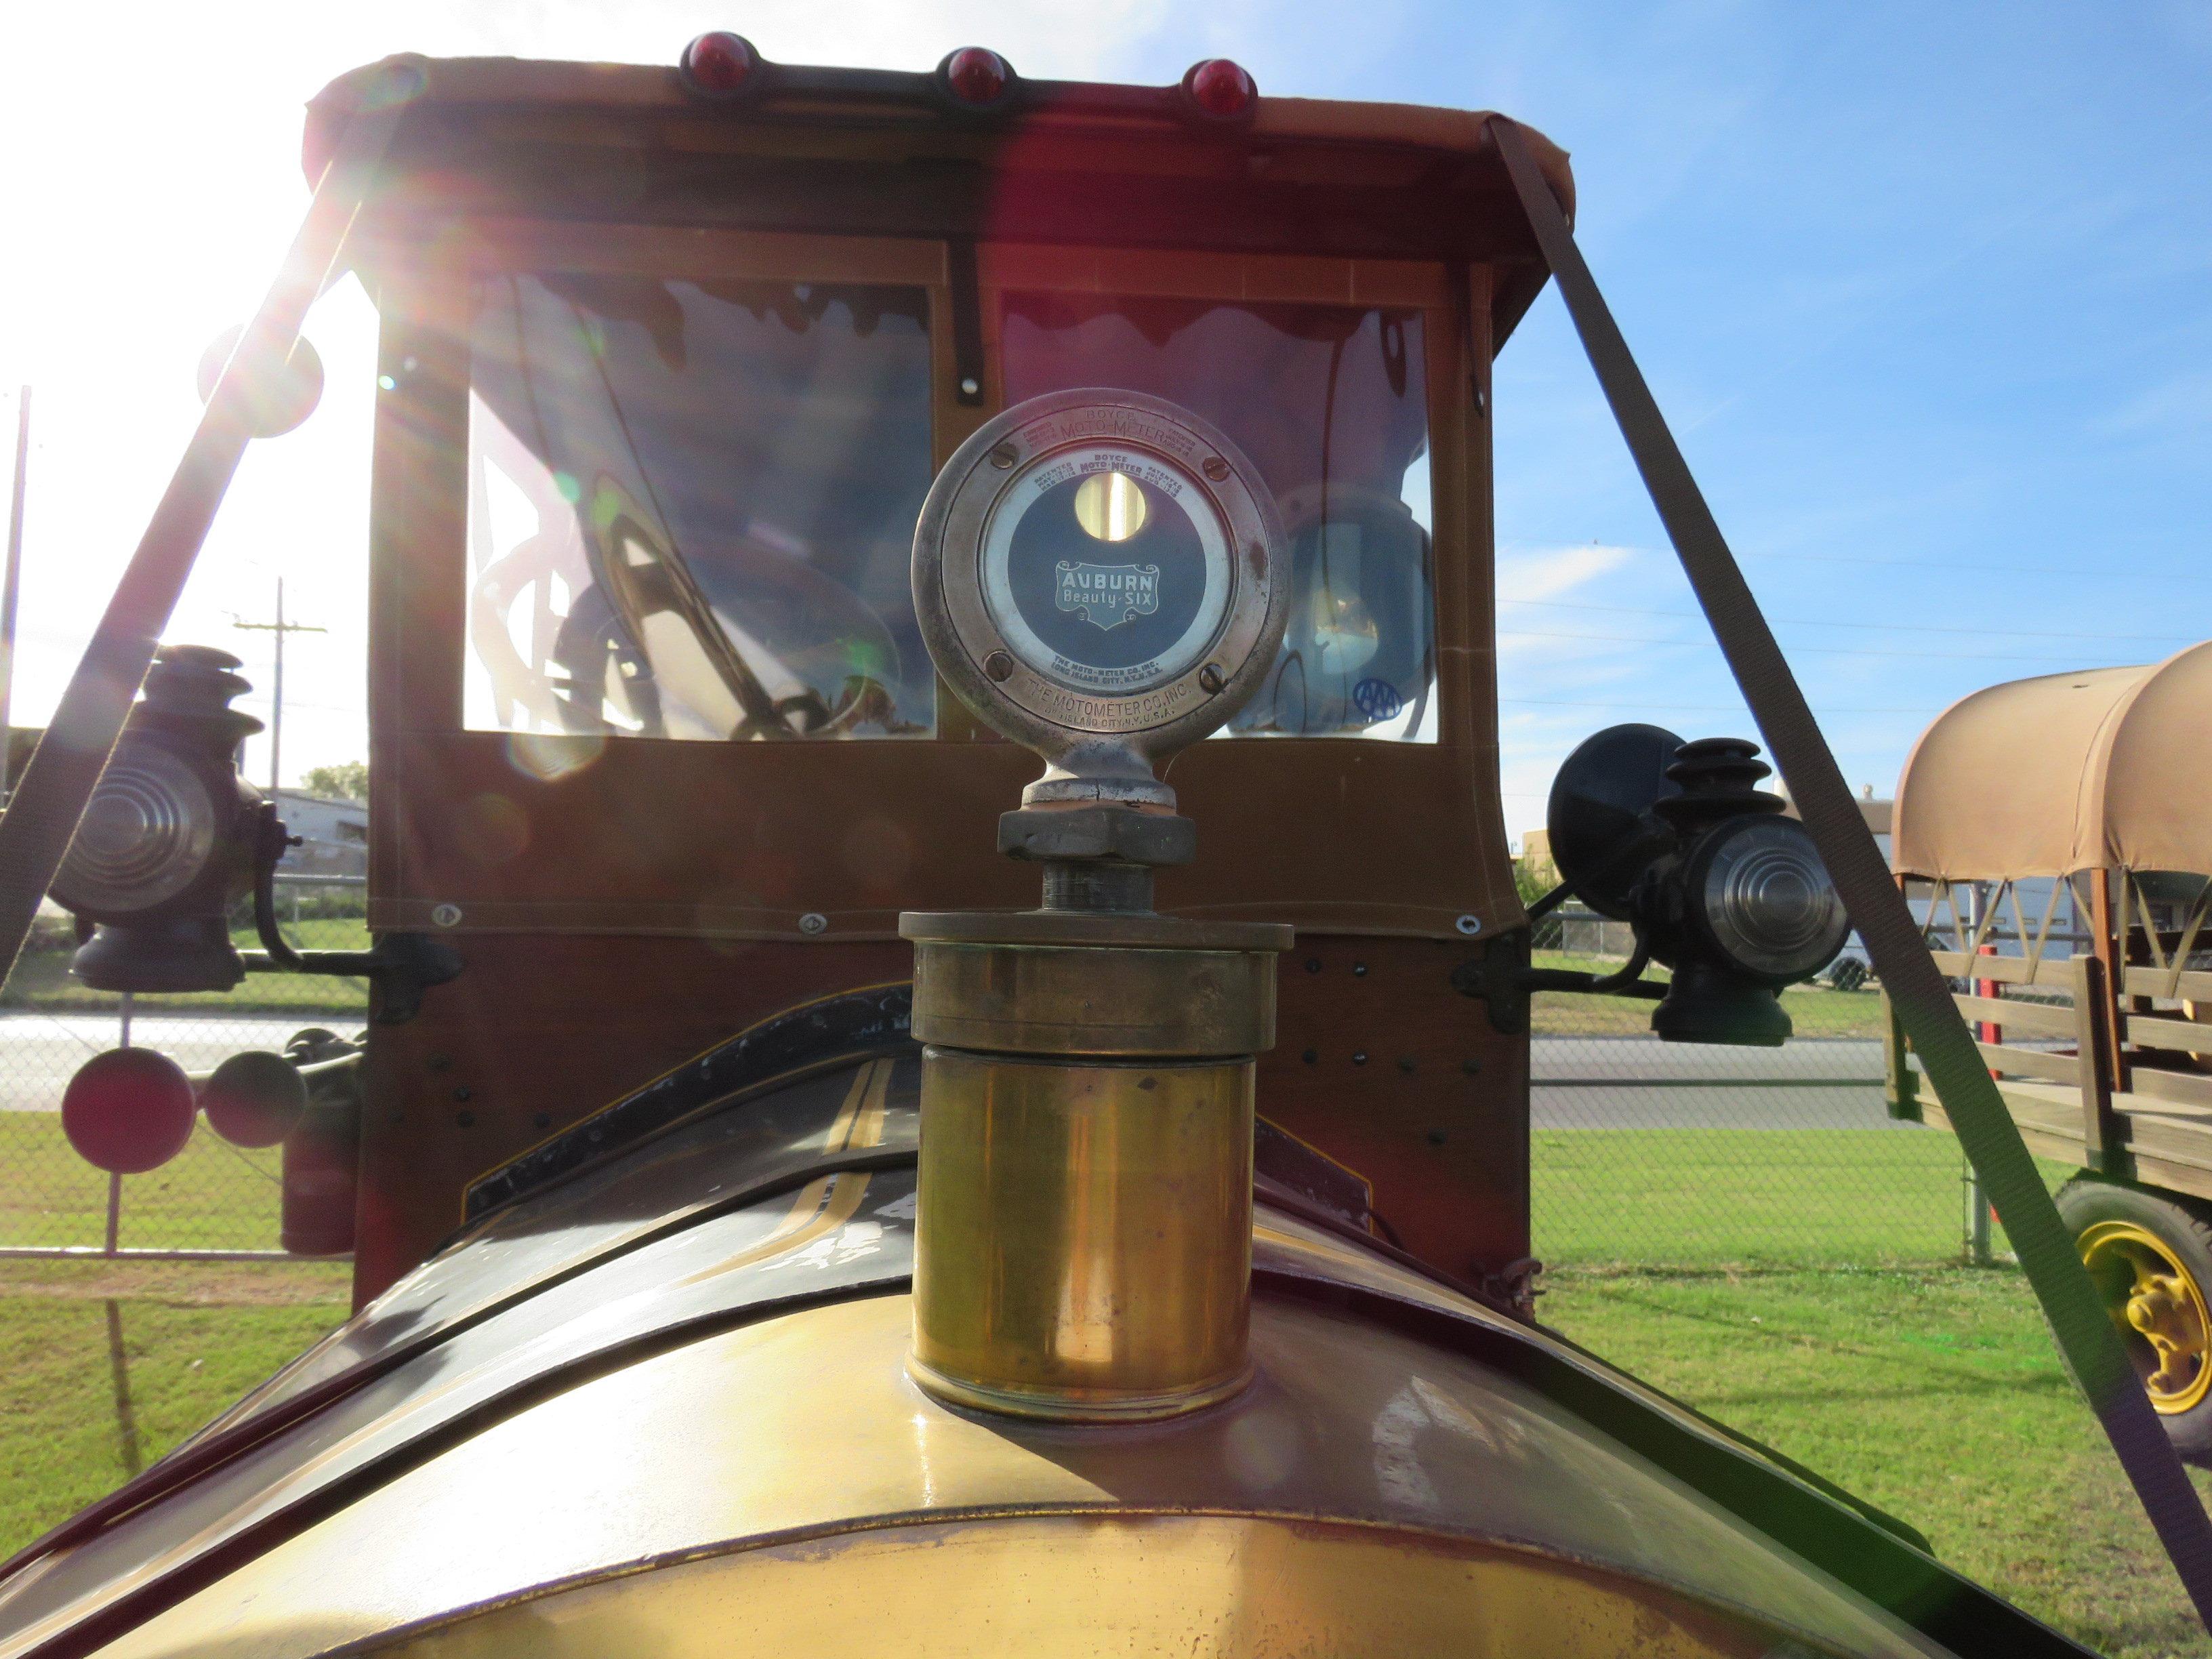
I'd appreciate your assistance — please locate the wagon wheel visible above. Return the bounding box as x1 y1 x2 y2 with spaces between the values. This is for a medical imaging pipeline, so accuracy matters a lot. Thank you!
2060 1179 2212 1456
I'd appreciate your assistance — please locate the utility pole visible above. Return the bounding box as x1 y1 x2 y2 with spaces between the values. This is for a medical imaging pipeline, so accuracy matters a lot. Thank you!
0 386 28 798
232 577 325 796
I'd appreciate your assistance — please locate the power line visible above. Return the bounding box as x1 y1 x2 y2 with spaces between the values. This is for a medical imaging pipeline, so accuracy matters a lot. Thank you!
231 697 366 716
1500 627 2132 665
1501 695 1933 714
1498 596 2198 647
1737 548 2212 586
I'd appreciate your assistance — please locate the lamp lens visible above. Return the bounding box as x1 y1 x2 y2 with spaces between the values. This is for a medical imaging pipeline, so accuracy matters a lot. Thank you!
1697 816 1849 981
52 741 219 916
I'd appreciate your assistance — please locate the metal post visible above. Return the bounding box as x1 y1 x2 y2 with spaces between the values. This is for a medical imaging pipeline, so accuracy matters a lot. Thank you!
104 1298 142 1476
1966 1153 1993 1267
106 990 134 1258
0 386 28 798
1961 882 1996 1265
270 577 283 793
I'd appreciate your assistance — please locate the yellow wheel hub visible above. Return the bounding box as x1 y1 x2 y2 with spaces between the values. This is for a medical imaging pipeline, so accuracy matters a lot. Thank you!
2078 1220 2212 1414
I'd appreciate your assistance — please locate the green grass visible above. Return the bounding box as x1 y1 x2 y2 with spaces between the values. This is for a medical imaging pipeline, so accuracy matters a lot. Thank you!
1530 949 1888 1038
1546 1267 2212 1659
0 1234 2202 1652
1532 1124 2078 1271
1534 1126 1973 1267
0 1115 286 1252
0 1260 348 1557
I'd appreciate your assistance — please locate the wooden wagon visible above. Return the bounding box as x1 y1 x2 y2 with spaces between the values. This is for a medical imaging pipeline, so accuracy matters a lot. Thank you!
1885 642 2212 1449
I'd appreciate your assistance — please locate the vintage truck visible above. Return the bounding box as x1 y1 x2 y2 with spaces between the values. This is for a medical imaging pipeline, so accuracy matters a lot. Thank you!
1888 643 2212 1454
0 37 2197 1658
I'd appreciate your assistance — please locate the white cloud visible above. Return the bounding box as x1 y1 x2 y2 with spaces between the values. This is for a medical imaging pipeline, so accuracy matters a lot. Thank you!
2096 367 2212 440
1495 541 1636 605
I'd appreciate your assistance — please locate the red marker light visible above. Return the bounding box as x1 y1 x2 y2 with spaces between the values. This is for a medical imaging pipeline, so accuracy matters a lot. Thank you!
1186 58 1257 119
943 47 1012 106
62 1048 197 1175
680 32 759 98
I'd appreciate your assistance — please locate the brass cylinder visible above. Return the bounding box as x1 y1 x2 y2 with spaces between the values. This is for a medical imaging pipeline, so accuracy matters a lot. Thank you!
910 1048 1254 1420
902 917 1284 1422
912 942 1275 1057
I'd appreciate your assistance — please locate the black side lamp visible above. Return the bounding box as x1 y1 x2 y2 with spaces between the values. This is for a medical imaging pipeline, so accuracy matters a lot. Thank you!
49 645 267 993
1546 726 1850 1046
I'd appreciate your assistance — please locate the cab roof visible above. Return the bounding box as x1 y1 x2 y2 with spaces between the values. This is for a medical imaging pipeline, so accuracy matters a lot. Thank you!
304 52 1576 347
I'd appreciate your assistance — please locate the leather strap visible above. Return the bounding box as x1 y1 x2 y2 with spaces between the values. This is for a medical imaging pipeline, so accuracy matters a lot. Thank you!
0 100 404 994
1490 114 2212 1627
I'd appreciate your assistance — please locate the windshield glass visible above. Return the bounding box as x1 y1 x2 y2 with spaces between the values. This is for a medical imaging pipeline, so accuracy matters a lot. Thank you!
1001 293 1435 741
466 274 936 740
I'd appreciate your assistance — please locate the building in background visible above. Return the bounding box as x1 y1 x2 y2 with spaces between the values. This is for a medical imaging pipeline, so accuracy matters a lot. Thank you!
273 787 367 879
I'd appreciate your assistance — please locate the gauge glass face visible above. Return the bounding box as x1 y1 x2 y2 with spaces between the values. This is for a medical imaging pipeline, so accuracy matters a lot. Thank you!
979 444 1231 695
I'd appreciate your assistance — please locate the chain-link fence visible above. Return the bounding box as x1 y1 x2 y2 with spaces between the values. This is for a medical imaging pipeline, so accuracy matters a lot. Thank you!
0 877 367 1256
0 888 1991 1269
1528 904 1985 1272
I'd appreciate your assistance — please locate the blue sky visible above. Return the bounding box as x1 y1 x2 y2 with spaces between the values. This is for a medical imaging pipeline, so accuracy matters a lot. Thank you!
1391 2 2212 834
2 2 2206 841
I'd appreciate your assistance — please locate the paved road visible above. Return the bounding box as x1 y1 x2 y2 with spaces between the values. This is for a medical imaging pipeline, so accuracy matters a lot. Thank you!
0 1015 1906 1130
1532 1037 1912 1130
0 1011 362 1112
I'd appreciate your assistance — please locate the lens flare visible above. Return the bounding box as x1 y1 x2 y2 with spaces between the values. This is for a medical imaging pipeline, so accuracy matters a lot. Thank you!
502 730 606 784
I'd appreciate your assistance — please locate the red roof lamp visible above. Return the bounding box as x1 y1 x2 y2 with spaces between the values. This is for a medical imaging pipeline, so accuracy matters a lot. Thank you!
943 47 1012 106
680 32 760 98
1185 58 1257 120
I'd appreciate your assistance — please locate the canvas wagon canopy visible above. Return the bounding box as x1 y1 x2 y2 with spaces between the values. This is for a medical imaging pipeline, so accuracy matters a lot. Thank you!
1893 640 2212 881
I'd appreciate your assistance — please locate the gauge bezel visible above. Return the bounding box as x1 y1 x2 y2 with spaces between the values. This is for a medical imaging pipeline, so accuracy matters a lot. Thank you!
914 390 1286 776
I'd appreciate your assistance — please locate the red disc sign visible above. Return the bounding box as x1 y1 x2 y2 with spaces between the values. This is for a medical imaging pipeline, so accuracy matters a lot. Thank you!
62 1048 197 1174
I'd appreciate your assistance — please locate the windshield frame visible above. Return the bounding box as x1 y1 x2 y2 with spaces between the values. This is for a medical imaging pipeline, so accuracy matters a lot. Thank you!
365 218 1504 943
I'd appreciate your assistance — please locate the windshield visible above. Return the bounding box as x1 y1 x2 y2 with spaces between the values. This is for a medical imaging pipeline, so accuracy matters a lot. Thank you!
466 274 937 740
462 272 1434 745
1001 293 1436 741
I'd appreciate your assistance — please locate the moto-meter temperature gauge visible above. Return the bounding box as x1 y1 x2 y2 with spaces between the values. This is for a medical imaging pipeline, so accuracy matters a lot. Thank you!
913 388 1288 809
903 392 1292 1422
